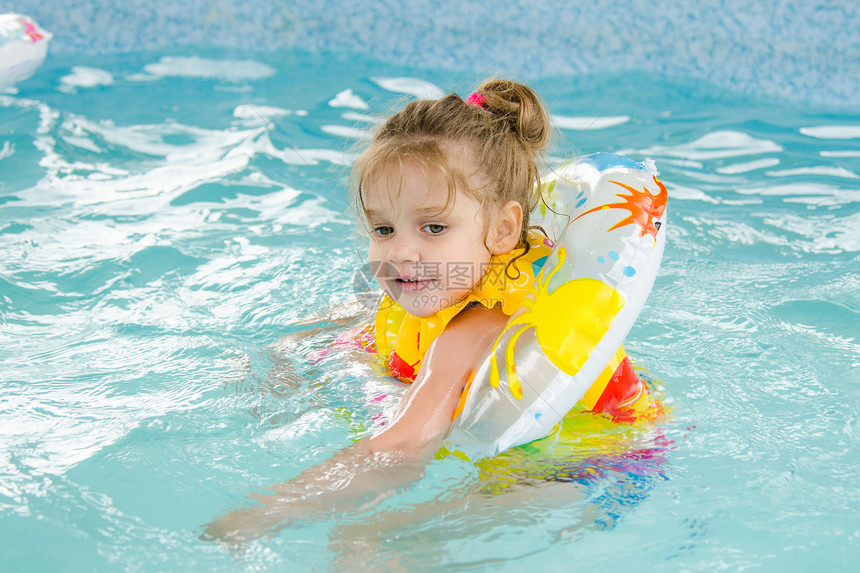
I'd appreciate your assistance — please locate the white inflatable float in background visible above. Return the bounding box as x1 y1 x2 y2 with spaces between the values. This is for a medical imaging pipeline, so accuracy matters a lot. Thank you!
448 153 669 458
0 14 52 89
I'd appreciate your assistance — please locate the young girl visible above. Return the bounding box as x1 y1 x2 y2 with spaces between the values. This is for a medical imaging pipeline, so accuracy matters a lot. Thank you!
205 79 649 542
353 78 553 425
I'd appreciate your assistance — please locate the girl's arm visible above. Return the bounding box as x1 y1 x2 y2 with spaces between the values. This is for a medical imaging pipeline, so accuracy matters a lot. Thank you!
363 302 509 452
203 304 509 543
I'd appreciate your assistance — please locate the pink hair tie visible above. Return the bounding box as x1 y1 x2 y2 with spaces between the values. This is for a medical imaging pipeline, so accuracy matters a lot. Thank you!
465 92 487 108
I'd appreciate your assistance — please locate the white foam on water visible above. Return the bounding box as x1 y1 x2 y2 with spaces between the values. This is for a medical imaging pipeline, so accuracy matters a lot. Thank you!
371 76 445 99
637 130 783 161
821 150 860 158
716 158 780 174
133 56 276 82
233 104 294 119
1 94 62 134
0 338 209 480
722 198 764 205
781 193 860 207
763 212 860 253
320 124 373 139
61 135 102 153
666 182 720 204
0 140 13 159
232 104 298 127
644 157 705 169
58 66 114 93
124 72 159 82
226 130 357 166
737 182 844 196
766 166 859 179
735 182 860 207
328 88 369 109
551 115 630 130
800 125 860 139
60 115 259 159
340 111 383 124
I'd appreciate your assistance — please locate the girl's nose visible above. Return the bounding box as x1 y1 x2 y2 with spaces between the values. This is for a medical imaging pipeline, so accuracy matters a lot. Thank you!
387 234 420 264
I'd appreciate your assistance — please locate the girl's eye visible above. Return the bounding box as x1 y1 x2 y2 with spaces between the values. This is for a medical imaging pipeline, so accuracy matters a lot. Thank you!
423 224 446 234
373 226 394 237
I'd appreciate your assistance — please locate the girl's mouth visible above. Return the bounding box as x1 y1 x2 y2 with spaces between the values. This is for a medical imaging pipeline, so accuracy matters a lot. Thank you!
394 277 434 293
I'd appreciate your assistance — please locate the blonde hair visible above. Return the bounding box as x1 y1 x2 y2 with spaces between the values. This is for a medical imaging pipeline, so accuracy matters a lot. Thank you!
352 79 551 251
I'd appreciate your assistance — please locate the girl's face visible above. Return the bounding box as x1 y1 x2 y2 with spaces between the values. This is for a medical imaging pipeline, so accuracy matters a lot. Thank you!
363 157 494 317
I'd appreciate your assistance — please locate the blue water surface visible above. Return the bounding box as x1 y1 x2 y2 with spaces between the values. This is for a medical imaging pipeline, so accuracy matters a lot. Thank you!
1 49 859 571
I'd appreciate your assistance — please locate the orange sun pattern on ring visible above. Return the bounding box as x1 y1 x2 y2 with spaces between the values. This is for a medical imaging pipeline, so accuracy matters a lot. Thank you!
572 175 668 240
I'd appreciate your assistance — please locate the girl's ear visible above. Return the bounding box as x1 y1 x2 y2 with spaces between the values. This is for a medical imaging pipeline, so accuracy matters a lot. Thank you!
489 201 523 254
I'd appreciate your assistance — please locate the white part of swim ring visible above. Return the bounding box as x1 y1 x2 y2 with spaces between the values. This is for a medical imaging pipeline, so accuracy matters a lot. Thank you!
0 14 52 89
447 153 668 458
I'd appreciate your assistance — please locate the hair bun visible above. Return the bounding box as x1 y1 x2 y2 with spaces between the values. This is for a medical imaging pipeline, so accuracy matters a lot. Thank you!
476 79 550 153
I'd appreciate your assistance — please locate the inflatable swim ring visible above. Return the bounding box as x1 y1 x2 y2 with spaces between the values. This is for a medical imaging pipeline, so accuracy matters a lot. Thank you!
447 152 668 458
0 14 52 89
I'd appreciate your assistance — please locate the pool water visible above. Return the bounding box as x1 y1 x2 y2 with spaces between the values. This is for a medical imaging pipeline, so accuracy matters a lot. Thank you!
1 49 859 571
